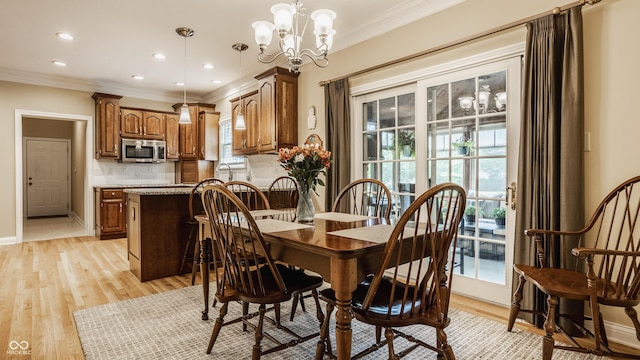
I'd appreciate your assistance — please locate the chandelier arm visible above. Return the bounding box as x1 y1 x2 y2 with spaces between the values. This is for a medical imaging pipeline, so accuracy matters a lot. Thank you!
257 51 289 65
301 52 329 68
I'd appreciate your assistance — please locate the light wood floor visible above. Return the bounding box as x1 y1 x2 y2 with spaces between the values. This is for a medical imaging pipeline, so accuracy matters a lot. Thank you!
1 236 638 359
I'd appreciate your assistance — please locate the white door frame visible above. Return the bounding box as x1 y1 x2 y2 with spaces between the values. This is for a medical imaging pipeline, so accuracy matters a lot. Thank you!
15 109 94 243
24 137 72 217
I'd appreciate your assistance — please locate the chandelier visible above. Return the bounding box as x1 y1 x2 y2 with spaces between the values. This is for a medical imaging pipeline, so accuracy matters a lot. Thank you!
251 0 336 72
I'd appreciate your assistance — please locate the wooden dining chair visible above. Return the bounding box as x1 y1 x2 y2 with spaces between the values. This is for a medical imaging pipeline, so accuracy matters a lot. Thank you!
223 180 270 211
181 177 224 285
332 178 393 220
316 183 466 360
267 176 298 222
201 184 324 360
507 175 640 359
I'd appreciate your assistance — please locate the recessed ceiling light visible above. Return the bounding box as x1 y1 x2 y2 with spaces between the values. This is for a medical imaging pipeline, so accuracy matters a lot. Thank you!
211 80 221 84
203 63 214 70
56 32 75 40
132 75 144 80
52 61 67 67
175 82 185 86
153 53 166 60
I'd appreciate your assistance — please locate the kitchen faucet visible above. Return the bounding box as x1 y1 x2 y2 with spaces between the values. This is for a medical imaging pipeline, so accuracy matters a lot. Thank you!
220 163 233 181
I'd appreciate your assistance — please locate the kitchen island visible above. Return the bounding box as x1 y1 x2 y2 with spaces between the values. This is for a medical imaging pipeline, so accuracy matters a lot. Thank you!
124 187 193 282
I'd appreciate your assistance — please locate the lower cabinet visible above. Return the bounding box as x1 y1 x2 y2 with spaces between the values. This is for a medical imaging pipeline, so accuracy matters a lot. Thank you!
126 192 191 282
95 188 126 239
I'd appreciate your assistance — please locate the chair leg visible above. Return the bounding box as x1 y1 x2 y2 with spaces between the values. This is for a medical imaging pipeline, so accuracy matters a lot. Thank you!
625 306 640 341
290 293 300 321
275 303 282 325
242 302 250 332
375 326 382 343
384 327 397 360
542 295 557 360
190 239 199 285
206 302 229 354
315 301 335 360
437 328 455 360
252 304 266 360
507 274 526 331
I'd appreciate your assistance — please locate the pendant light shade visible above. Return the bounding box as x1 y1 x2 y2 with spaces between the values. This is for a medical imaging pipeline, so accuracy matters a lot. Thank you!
235 113 246 130
176 27 194 124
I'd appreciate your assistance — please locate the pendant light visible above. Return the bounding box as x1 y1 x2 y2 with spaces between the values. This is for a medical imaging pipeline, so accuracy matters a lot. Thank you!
232 43 248 130
176 27 194 124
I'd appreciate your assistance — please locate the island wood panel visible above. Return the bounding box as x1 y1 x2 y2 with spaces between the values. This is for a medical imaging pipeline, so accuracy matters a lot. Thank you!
127 192 190 281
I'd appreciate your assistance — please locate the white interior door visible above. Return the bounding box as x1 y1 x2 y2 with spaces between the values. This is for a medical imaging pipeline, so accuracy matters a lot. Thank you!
26 139 70 217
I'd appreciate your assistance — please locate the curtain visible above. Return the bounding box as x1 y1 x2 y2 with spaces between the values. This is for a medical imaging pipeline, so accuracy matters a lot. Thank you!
324 79 351 209
513 7 584 333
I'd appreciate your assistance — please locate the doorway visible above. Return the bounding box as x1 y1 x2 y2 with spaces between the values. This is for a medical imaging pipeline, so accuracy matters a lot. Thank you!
14 109 94 243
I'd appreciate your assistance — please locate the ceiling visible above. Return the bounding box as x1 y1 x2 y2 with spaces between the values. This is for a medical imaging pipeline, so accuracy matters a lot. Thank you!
0 0 462 102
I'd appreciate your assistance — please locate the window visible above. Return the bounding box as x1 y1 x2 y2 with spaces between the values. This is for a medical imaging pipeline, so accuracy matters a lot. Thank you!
218 116 245 167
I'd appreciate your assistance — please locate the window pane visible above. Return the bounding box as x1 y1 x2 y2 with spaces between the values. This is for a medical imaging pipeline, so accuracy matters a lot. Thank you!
380 97 395 128
398 161 415 185
451 119 476 157
364 101 378 130
398 128 415 159
363 163 377 179
427 159 450 188
451 77 476 118
380 130 395 160
398 93 415 126
381 162 395 192
478 158 506 194
363 133 377 161
478 115 506 156
426 84 449 122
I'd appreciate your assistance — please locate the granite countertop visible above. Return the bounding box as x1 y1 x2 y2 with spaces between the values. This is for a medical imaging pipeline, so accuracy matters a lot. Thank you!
94 184 193 190
123 187 192 195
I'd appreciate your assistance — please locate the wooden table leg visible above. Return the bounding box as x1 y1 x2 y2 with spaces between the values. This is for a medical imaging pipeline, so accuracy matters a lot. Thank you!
330 258 357 360
199 223 210 320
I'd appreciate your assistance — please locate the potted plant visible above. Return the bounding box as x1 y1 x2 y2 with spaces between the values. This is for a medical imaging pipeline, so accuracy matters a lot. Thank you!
397 131 415 157
452 135 474 155
490 206 506 228
464 205 484 223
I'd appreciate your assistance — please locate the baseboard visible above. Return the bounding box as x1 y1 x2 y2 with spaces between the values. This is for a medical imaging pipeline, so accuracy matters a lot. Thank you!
0 236 18 246
586 319 640 350
69 211 85 227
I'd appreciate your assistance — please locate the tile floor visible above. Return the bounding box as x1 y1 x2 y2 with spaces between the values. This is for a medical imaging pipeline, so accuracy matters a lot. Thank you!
23 216 88 241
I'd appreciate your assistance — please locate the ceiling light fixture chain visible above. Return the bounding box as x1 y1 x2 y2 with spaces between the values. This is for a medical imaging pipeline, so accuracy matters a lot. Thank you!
176 27 194 124
252 0 335 73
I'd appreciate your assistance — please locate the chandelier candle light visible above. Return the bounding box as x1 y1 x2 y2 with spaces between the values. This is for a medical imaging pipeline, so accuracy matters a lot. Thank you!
252 0 336 72
277 144 331 222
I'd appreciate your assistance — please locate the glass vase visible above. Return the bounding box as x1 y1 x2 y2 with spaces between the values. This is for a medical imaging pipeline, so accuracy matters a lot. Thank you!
296 189 315 223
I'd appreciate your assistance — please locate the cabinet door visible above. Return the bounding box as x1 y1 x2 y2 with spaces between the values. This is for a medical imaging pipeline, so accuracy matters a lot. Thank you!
198 111 220 160
165 113 180 160
128 199 141 260
257 79 276 152
121 109 144 138
94 94 121 158
179 106 198 159
101 199 124 233
143 111 166 140
244 94 260 154
231 101 246 153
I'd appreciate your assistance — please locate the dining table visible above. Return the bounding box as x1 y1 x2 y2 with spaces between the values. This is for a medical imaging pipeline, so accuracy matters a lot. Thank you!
196 211 399 360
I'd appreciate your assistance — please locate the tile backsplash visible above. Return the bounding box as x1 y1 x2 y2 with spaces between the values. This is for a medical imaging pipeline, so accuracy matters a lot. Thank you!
92 160 175 185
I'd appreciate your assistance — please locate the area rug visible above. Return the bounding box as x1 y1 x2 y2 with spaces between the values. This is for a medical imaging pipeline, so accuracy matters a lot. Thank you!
73 285 599 359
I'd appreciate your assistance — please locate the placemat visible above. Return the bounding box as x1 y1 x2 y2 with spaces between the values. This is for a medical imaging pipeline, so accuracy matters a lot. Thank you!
328 224 427 243
313 212 373 222
251 218 314 233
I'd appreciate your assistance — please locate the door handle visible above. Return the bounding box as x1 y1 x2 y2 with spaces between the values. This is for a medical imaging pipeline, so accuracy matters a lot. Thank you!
28 182 32 186
506 182 516 210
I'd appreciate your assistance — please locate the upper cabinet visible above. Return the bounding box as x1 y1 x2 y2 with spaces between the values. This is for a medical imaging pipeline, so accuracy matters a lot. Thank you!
120 108 166 140
93 93 122 159
232 91 259 155
172 103 217 160
231 66 298 155
198 110 220 161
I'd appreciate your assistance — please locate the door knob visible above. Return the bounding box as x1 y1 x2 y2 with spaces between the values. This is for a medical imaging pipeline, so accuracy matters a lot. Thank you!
506 182 517 210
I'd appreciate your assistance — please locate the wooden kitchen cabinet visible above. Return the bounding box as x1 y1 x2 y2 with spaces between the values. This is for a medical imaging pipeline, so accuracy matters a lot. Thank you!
231 91 259 155
231 66 298 155
92 93 122 159
94 188 126 239
198 110 220 160
172 103 215 160
120 108 166 140
165 112 180 160
172 103 217 183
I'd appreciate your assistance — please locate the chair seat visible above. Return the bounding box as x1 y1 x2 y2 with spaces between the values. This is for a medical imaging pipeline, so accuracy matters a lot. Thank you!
320 275 447 328
218 264 323 305
514 263 624 303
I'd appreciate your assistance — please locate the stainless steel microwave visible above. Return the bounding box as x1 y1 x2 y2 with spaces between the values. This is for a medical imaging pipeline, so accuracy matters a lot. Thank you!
121 138 166 163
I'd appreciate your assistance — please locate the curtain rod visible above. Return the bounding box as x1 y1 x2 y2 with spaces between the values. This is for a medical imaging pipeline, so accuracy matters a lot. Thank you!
318 0 600 87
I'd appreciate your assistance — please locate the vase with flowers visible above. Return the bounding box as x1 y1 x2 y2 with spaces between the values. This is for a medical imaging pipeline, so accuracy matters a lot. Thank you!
277 144 331 222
